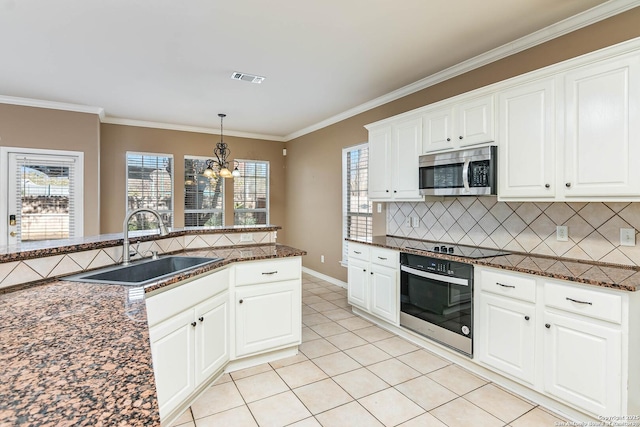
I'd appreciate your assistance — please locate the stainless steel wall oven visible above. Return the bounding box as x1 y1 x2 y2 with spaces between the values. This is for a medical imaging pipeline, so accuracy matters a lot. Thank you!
400 252 474 357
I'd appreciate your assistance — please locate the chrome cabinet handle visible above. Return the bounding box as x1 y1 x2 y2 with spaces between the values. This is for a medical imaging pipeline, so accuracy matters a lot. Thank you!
566 297 592 305
496 282 515 288
462 159 470 192
262 271 278 275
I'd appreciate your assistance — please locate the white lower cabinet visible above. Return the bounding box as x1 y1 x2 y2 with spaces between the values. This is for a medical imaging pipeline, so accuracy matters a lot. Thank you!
475 266 631 418
347 242 399 324
235 280 301 357
478 293 536 385
147 270 230 419
543 310 621 415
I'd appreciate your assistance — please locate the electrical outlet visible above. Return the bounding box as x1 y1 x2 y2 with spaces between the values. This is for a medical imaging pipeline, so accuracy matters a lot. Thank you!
377 203 382 214
620 228 636 246
411 217 420 227
556 225 568 242
321 255 325 263
240 233 253 242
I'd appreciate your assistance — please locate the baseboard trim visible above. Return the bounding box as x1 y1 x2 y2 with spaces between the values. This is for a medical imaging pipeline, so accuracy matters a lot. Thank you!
301 267 347 289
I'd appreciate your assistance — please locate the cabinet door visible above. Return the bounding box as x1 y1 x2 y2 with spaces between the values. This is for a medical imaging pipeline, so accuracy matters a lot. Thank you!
544 311 622 415
457 95 494 147
392 117 423 200
347 258 369 310
149 310 196 418
369 264 398 324
498 79 556 198
235 280 301 357
194 292 229 385
477 293 536 385
368 126 393 199
423 107 454 153
563 54 640 197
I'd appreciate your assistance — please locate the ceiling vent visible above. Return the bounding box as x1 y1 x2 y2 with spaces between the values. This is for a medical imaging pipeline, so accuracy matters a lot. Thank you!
231 72 265 84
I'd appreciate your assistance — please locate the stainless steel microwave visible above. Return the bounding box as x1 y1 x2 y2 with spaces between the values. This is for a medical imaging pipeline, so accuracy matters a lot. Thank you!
419 146 497 196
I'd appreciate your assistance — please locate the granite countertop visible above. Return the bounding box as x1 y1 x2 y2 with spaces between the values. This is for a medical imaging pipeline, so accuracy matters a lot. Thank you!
0 243 306 427
352 236 640 292
0 225 282 262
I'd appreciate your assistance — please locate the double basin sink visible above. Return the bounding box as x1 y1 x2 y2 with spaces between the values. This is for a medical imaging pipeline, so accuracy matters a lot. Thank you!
65 256 223 286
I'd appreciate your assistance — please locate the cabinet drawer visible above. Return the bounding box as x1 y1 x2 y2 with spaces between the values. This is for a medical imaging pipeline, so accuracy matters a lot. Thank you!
146 269 229 327
544 281 622 324
479 268 536 303
348 243 370 261
235 257 301 286
371 247 398 268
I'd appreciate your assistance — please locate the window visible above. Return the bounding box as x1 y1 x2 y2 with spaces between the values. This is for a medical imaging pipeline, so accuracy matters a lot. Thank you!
126 152 174 230
1 148 84 246
184 156 224 227
342 143 372 263
234 160 269 225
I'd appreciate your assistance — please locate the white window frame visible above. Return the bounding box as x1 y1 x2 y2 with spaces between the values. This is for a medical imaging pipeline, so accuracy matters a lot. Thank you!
0 146 84 246
233 159 270 225
341 142 372 266
184 155 225 227
125 151 174 227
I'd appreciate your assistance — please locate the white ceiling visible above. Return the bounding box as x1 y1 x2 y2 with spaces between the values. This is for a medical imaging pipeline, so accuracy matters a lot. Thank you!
0 0 623 139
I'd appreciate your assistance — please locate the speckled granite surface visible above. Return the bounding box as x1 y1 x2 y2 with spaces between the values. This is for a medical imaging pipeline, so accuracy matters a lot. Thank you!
0 225 281 262
0 243 305 426
352 236 640 292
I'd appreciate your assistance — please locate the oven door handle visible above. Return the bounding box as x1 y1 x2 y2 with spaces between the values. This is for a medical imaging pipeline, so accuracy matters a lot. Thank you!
401 265 469 287
462 159 471 192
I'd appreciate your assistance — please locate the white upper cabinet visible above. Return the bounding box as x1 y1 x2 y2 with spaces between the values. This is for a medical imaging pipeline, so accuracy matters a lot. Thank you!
423 94 495 153
498 78 556 199
367 115 423 201
562 53 640 198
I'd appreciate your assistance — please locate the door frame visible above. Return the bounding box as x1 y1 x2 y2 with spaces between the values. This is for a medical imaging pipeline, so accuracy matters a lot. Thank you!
0 146 84 246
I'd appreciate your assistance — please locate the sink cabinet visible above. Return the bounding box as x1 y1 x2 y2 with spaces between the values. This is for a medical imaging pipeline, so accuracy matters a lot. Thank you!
146 269 229 419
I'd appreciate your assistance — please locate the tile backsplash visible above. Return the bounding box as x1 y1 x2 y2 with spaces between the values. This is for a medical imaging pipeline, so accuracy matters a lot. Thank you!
387 197 640 267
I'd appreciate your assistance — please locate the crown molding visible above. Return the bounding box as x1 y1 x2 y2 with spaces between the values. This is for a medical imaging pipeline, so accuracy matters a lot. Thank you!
101 117 286 142
0 95 105 119
284 0 639 141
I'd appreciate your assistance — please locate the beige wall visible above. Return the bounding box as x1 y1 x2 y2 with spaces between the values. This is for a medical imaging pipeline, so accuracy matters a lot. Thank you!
100 124 287 241
0 104 101 236
284 7 640 282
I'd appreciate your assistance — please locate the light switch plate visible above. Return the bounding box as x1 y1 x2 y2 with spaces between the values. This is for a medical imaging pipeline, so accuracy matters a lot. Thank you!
556 226 568 242
620 228 636 246
411 217 420 227
377 203 382 214
240 233 253 242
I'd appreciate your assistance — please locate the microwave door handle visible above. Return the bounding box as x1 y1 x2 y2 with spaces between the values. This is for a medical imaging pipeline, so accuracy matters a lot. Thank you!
401 265 469 287
462 159 471 192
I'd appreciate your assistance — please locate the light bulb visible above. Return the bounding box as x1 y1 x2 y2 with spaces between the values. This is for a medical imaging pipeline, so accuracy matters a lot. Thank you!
232 167 241 178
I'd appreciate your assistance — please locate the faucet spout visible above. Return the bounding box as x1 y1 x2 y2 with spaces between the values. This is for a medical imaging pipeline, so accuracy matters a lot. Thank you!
122 208 169 265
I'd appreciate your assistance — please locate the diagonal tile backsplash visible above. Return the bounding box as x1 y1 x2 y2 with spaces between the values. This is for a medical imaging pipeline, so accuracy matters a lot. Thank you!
387 198 640 267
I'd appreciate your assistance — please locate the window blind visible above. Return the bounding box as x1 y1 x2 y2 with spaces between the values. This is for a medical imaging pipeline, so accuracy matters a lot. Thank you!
233 160 269 225
184 156 224 227
126 153 174 229
14 156 77 242
343 144 372 262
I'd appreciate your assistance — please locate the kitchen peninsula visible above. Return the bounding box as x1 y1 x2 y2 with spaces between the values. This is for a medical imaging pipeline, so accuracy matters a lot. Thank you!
0 226 306 426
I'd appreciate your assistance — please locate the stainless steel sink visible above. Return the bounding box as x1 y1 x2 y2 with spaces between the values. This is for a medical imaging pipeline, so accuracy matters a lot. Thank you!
64 256 223 286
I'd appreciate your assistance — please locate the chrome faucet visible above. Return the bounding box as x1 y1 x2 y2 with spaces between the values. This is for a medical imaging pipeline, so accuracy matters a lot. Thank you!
122 208 169 265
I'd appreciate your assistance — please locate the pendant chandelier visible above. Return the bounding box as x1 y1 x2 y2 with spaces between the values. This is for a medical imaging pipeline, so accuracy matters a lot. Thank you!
203 113 241 179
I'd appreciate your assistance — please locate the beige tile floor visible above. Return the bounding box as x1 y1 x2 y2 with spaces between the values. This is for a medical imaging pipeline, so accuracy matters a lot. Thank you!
171 273 566 427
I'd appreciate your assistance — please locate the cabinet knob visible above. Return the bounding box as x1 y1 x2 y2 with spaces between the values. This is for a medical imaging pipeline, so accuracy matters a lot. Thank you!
385 190 389 193
459 136 463 140
362 269 366 272
446 138 451 142
393 190 397 193
370 272 373 275
565 182 571 188
239 299 244 304
545 183 550 189
545 323 551 329
191 322 197 327
198 317 204 322
524 316 530 321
